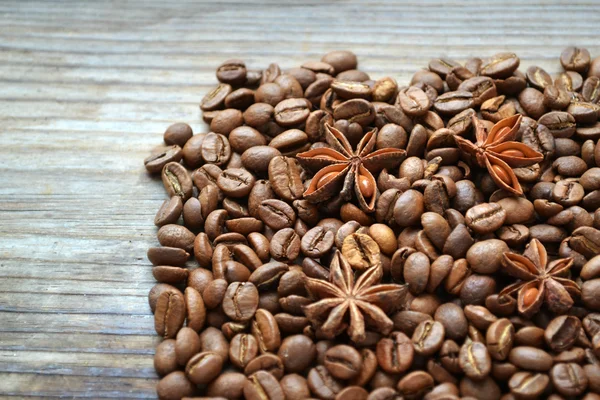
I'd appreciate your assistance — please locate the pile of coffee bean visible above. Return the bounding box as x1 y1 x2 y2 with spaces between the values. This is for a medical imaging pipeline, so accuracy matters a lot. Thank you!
144 49 600 400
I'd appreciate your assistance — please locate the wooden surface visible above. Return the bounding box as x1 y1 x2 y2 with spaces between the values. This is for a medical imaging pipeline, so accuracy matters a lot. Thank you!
1 0 599 398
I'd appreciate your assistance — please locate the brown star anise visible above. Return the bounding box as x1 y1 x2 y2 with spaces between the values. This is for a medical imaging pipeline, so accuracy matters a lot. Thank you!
302 250 407 343
454 114 543 195
499 238 580 318
297 124 406 212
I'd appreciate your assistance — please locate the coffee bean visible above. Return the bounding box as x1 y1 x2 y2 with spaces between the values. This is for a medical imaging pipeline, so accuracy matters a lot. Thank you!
307 365 343 399
252 308 281 354
206 372 246 399
480 53 520 78
334 98 375 127
244 371 285 400
412 320 444 356
201 83 232 111
508 371 549 399
161 162 193 201
397 371 434 400
459 341 492 379
376 331 414 374
465 203 506 235
300 226 334 258
551 363 588 397
155 291 186 339
509 346 553 371
268 156 304 201
154 339 178 376
324 344 362 380
216 168 255 198
274 98 311 126
154 196 183 227
435 303 468 341
433 91 474 116
216 59 246 85
545 315 581 352
486 318 514 361
561 46 591 72
184 287 205 332
270 228 300 262
145 145 183 174
222 282 258 322
156 371 194 400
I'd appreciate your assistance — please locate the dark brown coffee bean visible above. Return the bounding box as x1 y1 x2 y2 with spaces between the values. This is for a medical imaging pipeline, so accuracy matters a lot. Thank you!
412 320 444 357
206 372 246 399
216 168 255 198
556 70 584 92
157 224 195 253
403 252 430 295
201 83 232 111
274 74 304 99
543 85 571 110
411 69 444 93
157 371 194 400
216 59 246 85
155 290 186 339
459 341 491 379
397 371 434 400
583 76 600 104
147 247 189 267
154 339 178 376
161 162 193 200
199 326 229 361
539 111 576 138
551 362 588 397
224 87 255 110
210 108 243 135
508 371 549 399
433 91 474 116
333 100 375 129
543 315 580 353
299 226 334 258
145 145 184 174
268 156 304 201
244 370 285 400
465 203 506 235
163 123 193 148
222 282 258 322
486 318 514 361
398 87 431 117
458 76 497 106
244 353 285 380
152 265 187 284
155 196 183 227
526 66 553 90
435 303 468 341
257 199 296 230
376 331 414 374
184 286 205 332
480 53 520 78
519 88 547 119
323 344 362 380
270 228 300 262
280 374 311 400
174 327 200 367
307 365 343 399
251 308 281 354
274 98 311 126
509 346 553 371
331 80 372 100
201 133 231 166
561 46 591 72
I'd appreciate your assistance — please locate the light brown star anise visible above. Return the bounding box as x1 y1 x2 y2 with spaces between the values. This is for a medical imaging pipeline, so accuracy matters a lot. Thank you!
297 124 406 212
302 250 407 343
454 114 543 195
499 238 580 318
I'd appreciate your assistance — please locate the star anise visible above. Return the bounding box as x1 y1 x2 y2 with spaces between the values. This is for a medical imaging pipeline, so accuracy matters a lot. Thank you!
297 124 406 212
302 250 407 343
499 238 580 318
454 114 543 195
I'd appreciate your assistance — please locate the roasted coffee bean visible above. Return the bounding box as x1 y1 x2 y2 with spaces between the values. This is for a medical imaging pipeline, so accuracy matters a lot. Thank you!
154 339 178 376
433 91 474 116
307 365 343 399
509 346 553 371
216 59 246 85
184 351 223 386
155 291 186 339
206 372 247 399
551 363 588 397
270 228 300 262
333 98 375 127
465 203 506 235
274 98 311 126
161 162 193 201
397 371 434 400
435 303 468 341
258 199 296 230
157 371 194 400
486 318 514 361
341 233 381 271
412 320 444 357
526 66 553 90
376 331 414 374
545 315 580 352
508 371 549 399
244 370 285 400
252 308 281 353
301 226 334 258
324 344 362 380
145 145 183 174
268 156 304 201
459 341 492 379
222 282 258 322
147 247 189 267
561 46 591 72
155 196 183 227
543 85 571 110
201 133 231 166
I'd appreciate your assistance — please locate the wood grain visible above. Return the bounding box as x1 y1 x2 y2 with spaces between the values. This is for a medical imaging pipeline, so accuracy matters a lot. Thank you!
0 0 598 397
